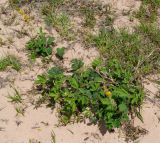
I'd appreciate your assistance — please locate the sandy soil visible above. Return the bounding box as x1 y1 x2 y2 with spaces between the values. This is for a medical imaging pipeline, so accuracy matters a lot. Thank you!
0 0 160 143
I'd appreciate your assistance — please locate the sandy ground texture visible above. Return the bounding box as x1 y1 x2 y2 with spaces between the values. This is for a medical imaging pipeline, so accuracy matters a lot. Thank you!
0 0 160 143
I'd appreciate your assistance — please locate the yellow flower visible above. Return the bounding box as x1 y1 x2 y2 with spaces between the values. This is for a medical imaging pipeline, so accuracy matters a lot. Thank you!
17 9 25 15
23 14 30 22
105 91 112 97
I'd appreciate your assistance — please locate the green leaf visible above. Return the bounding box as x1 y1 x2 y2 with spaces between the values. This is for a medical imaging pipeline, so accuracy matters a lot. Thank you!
100 98 110 105
35 75 47 84
69 78 79 89
112 87 129 99
48 67 64 77
49 92 60 100
111 119 121 128
56 47 65 59
71 59 84 71
71 100 76 112
92 58 102 68
78 95 89 105
46 47 52 55
61 115 70 124
118 103 128 112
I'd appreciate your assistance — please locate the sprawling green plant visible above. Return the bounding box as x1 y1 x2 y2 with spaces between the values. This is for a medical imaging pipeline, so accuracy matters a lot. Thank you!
26 28 54 59
35 58 144 129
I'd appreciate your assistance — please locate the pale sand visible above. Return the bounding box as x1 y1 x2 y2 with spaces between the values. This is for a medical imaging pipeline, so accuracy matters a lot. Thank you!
0 0 160 143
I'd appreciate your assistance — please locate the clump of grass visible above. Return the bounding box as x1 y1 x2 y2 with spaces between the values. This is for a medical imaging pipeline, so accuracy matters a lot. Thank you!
0 55 21 71
45 12 73 39
54 13 73 39
104 15 114 27
15 106 25 116
80 7 96 28
137 23 160 45
143 0 160 7
41 4 53 21
41 0 65 19
41 0 65 14
135 0 160 23
91 27 160 75
41 2 73 40
8 88 22 103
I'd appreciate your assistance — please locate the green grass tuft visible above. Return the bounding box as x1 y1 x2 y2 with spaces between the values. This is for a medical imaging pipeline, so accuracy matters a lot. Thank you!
8 88 22 103
0 55 21 71
91 27 160 75
136 0 160 23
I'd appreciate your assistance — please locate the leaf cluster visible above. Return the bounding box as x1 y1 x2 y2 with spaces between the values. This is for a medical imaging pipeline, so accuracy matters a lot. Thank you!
36 58 144 129
26 28 54 59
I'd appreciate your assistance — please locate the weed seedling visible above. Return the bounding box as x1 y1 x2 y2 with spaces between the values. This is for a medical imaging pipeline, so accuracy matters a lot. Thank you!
8 88 22 103
15 106 25 116
26 28 54 59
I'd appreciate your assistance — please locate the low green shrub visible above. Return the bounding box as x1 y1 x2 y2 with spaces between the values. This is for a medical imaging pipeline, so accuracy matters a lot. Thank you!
35 58 144 129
